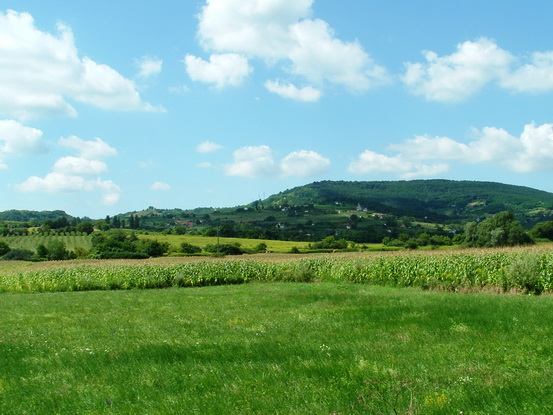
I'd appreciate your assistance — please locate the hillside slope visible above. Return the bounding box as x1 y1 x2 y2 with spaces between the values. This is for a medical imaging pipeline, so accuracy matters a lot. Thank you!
260 180 553 224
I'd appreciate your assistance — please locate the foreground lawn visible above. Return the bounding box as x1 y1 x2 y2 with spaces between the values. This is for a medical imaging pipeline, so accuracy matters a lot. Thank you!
1 283 552 414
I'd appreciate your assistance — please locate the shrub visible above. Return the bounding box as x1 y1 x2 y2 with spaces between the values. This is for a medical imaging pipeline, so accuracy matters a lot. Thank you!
1 249 34 261
0 241 10 256
204 242 244 256
254 242 268 253
506 254 541 293
179 242 202 254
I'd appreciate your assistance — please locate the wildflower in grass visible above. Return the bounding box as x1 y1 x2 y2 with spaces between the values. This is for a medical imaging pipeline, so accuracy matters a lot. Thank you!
424 392 448 408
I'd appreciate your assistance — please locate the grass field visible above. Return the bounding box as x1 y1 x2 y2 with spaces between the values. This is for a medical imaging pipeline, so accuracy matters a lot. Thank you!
1 283 552 414
0 233 316 254
142 233 312 253
0 234 93 251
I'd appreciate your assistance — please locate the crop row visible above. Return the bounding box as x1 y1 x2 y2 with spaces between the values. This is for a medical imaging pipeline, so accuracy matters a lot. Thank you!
1 250 552 294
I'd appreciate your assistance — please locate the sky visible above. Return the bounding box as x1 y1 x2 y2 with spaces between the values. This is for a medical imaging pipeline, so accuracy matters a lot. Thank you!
1 0 553 219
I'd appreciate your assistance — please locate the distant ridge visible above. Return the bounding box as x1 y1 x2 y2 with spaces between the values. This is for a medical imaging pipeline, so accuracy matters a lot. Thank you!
0 209 73 222
1 180 553 226
259 179 553 223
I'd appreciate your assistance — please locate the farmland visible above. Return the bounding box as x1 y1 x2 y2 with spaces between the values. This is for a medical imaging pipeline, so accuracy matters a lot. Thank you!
0 234 93 251
2 246 553 413
1 246 553 294
0 233 313 255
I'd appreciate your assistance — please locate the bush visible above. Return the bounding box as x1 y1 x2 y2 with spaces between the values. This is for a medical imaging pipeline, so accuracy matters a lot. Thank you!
1 249 34 261
507 255 541 293
47 240 69 260
254 242 268 253
180 242 202 254
204 242 244 256
0 241 10 256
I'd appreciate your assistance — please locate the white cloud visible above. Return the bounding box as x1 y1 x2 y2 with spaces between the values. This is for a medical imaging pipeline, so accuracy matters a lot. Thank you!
16 173 121 205
507 123 553 172
500 51 553 93
225 145 278 178
225 145 330 178
151 181 171 191
185 53 253 88
287 19 387 91
136 57 163 78
197 0 313 56
16 135 121 205
348 150 449 179
389 135 471 161
0 119 47 157
0 10 158 119
53 156 108 175
403 38 553 101
280 150 330 177
264 80 322 102
403 38 514 102
58 136 117 159
196 141 223 153
353 122 553 178
193 0 387 93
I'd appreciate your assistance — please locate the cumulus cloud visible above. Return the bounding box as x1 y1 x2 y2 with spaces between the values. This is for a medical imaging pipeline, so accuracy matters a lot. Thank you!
500 51 553 93
190 0 387 93
225 145 278 178
136 57 163 78
280 150 330 177
0 10 158 120
0 119 48 159
185 53 253 88
53 156 108 175
16 136 121 205
403 38 513 102
196 140 223 153
16 173 121 205
264 80 322 102
58 136 117 159
348 150 449 179
151 181 171 191
350 122 553 178
403 38 553 102
224 145 330 178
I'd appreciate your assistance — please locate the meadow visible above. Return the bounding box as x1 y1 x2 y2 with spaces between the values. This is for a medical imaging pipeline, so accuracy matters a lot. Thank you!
0 233 312 254
1 247 553 413
0 234 93 251
1 283 553 414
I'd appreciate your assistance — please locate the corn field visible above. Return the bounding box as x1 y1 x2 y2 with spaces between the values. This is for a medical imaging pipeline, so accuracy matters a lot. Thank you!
2 248 553 294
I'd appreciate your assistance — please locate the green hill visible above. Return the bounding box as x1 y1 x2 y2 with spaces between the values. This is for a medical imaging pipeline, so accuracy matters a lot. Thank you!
260 180 553 225
1 180 553 246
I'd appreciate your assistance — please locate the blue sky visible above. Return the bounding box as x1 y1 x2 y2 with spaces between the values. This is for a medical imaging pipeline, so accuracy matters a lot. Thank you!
1 0 553 218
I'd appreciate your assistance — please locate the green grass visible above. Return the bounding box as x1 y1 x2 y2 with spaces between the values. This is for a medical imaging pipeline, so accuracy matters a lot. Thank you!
141 233 312 253
1 283 552 414
0 234 92 251
0 233 315 254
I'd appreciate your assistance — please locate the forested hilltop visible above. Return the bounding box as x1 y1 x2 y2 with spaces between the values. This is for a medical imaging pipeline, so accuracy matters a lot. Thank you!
261 180 553 225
